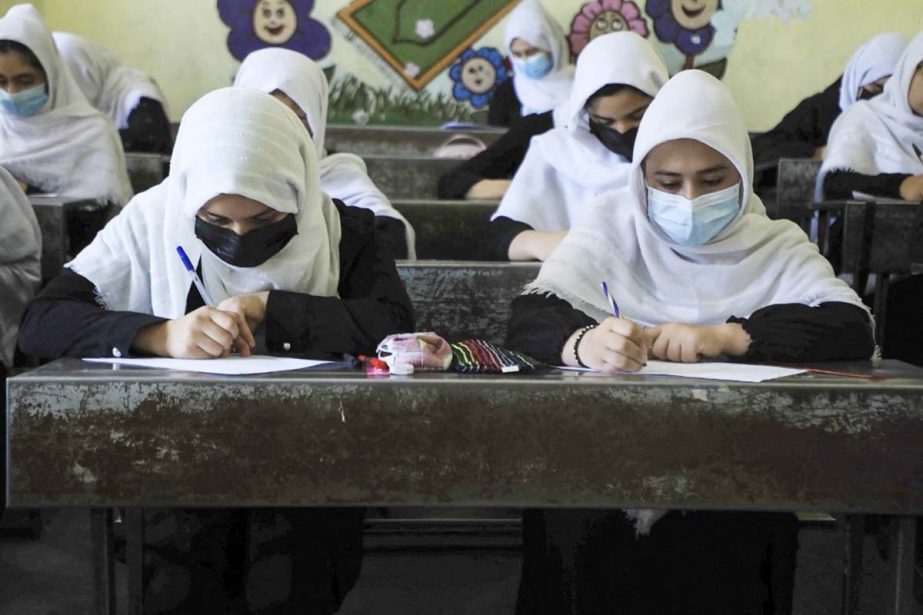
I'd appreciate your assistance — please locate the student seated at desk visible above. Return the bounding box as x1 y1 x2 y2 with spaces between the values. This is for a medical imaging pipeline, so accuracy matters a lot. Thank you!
233 48 416 259
507 70 874 615
0 164 41 377
53 31 172 154
0 5 131 205
484 32 668 261
19 88 414 613
818 32 923 202
817 33 923 367
751 32 907 174
487 0 573 128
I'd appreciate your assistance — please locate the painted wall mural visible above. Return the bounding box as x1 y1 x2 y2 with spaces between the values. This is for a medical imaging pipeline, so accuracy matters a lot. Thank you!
218 0 332 60
217 0 815 126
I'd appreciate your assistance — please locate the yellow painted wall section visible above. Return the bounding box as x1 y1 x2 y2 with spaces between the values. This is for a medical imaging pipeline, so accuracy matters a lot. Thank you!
2 0 922 129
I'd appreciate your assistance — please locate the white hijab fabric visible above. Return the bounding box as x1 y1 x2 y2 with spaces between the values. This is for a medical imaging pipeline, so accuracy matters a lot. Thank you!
0 5 132 205
503 0 574 117
526 70 867 330
493 32 668 231
233 48 416 258
68 87 341 319
52 31 167 130
839 33 908 112
0 165 41 367
818 33 923 200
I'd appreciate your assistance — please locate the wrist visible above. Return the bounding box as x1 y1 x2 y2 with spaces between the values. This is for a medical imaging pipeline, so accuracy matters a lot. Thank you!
133 320 169 356
716 323 750 356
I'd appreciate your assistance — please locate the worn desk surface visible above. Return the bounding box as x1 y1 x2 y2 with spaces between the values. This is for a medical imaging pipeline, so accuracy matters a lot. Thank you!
6 359 923 512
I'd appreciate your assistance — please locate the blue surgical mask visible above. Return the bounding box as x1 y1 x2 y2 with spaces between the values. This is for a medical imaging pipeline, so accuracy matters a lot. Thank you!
514 52 553 80
0 84 49 118
646 183 742 246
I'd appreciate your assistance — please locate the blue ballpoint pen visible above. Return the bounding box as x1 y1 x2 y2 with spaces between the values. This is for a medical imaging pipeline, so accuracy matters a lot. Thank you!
176 246 217 306
600 281 620 319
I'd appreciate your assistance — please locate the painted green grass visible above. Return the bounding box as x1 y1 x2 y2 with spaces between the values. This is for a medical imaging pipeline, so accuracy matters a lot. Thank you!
328 74 487 126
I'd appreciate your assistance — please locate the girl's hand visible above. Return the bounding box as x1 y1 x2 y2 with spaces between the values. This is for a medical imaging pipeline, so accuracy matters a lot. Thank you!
899 174 923 202
134 306 256 358
646 323 750 363
563 317 649 373
216 291 269 333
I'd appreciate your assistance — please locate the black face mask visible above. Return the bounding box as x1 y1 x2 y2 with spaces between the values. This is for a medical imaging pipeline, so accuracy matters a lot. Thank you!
195 215 298 268
589 121 638 160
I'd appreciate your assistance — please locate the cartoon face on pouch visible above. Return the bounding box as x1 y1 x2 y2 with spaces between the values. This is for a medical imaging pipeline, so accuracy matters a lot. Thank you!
669 0 720 31
460 56 498 95
252 0 297 45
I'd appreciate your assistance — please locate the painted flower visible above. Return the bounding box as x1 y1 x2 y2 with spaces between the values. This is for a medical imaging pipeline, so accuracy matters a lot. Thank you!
415 18 436 40
647 0 721 58
448 47 509 109
404 62 421 78
569 0 649 57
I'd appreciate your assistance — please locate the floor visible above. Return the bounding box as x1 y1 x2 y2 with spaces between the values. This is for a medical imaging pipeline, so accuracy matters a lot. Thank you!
0 509 919 614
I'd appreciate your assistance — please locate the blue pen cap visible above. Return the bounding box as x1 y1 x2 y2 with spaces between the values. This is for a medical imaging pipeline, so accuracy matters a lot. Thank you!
176 246 194 272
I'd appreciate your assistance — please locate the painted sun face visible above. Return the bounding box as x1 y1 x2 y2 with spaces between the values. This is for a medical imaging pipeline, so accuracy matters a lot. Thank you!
589 11 629 41
669 0 720 31
460 57 497 94
253 0 298 45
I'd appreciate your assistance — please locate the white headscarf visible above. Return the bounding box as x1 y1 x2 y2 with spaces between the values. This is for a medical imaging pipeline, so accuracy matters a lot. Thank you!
67 87 341 319
818 32 923 200
839 33 908 112
503 0 574 117
492 32 668 231
233 48 415 258
526 70 868 328
52 31 167 130
0 165 41 367
0 4 132 205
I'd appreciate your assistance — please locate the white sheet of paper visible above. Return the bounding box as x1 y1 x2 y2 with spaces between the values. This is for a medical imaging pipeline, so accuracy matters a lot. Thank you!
556 360 805 383
84 355 334 375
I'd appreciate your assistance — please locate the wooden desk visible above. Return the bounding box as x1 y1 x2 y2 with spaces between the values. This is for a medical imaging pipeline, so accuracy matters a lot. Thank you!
7 360 922 613
392 199 497 260
364 156 458 199
326 125 503 157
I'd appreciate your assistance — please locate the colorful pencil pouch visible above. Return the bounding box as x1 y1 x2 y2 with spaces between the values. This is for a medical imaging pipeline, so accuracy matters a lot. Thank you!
449 339 545 374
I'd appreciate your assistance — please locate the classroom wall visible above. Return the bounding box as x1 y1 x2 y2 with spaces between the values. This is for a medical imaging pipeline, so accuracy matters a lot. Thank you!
1 0 921 130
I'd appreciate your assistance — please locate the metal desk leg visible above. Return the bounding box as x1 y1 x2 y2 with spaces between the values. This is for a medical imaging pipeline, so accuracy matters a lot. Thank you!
90 508 116 615
841 514 865 615
890 516 917 615
127 508 146 615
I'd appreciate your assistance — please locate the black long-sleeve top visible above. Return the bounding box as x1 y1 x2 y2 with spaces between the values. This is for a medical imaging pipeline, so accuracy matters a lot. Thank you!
437 111 554 200
481 217 534 261
120 97 173 155
18 201 414 361
487 79 521 128
506 294 874 365
751 78 842 169
822 169 910 200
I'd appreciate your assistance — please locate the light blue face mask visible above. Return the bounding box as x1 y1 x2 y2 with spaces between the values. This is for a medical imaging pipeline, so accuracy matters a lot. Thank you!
646 182 742 246
0 83 49 118
514 52 553 80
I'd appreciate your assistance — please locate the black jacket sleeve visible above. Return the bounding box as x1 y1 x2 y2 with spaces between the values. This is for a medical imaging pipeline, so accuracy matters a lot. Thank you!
728 302 874 362
374 216 410 259
120 97 173 154
506 294 595 364
751 78 842 168
437 111 554 199
487 79 521 128
264 204 415 358
821 169 909 200
506 293 874 365
18 269 166 359
481 217 534 261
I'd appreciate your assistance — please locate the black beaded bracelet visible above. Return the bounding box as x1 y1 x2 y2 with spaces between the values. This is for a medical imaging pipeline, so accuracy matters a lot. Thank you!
573 325 596 368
